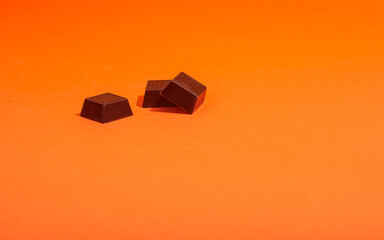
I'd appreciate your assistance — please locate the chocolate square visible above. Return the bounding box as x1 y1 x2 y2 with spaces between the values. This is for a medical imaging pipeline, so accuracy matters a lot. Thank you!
160 72 207 114
142 80 176 108
80 93 133 123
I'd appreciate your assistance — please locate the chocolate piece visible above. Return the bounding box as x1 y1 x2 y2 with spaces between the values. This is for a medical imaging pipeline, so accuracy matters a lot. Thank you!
80 93 133 123
142 80 176 108
160 72 207 114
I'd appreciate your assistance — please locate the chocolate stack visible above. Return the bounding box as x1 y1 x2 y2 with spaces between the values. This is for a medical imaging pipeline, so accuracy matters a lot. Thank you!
143 72 207 114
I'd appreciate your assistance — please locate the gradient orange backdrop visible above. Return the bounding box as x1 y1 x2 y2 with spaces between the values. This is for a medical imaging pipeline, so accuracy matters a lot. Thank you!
1 0 384 239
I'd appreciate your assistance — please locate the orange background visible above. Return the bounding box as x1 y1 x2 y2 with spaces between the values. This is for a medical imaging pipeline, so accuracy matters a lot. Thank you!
1 0 384 239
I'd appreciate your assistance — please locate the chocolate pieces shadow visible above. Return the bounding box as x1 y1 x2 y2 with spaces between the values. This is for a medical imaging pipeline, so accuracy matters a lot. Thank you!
136 95 144 107
149 107 187 114
137 95 187 114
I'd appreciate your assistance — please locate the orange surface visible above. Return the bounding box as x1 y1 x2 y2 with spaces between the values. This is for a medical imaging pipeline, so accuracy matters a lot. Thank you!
1 0 384 239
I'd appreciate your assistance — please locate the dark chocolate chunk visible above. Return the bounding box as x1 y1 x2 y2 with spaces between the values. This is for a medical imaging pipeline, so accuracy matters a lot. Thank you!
80 93 133 123
160 72 207 114
142 80 177 108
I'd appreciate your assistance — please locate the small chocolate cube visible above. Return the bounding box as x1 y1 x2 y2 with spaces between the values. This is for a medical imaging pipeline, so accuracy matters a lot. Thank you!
142 80 176 108
80 93 133 123
160 72 207 114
